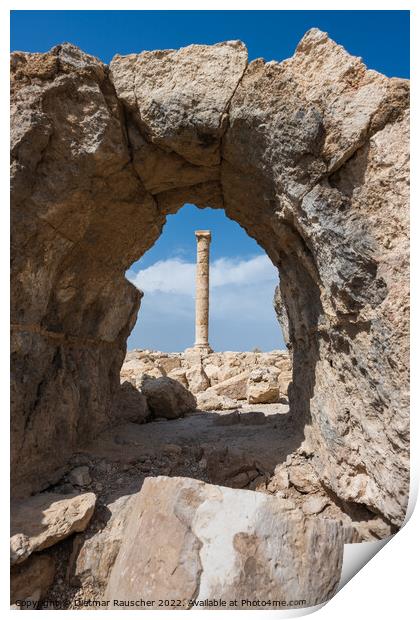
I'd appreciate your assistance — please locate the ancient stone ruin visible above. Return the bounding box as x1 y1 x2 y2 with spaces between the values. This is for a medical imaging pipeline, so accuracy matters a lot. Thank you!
10 28 409 609
193 229 212 353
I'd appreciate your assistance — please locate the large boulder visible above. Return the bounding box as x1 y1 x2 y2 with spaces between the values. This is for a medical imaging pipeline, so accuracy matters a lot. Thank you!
11 492 96 565
140 376 197 419
105 476 346 609
110 41 248 167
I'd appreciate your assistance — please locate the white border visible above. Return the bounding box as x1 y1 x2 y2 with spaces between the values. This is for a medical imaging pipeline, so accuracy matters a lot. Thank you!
2 2 417 618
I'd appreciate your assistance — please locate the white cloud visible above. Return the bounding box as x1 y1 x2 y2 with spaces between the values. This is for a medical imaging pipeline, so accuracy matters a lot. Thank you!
126 254 284 352
127 254 277 296
127 258 195 295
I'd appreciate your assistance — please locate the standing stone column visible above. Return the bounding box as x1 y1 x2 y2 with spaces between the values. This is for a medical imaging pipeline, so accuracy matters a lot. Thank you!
194 230 212 353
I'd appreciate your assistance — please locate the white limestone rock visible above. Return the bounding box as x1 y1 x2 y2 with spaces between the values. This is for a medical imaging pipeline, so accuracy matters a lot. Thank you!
196 392 237 411
186 364 210 393
105 477 346 609
206 370 249 400
246 367 280 404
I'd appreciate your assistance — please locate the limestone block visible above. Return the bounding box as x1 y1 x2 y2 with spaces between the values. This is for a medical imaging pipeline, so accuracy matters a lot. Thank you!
202 362 219 386
110 41 248 166
207 370 249 400
167 367 189 388
196 392 237 411
217 364 243 383
246 367 280 404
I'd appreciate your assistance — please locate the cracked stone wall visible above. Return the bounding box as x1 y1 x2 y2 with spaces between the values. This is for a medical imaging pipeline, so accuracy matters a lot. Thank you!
11 30 409 525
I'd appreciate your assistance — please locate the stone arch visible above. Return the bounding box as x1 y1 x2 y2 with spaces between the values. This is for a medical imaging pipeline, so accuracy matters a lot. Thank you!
11 29 409 527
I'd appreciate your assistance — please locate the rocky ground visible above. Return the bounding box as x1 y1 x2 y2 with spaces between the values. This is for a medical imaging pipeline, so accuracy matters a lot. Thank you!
12 403 393 609
11 349 395 609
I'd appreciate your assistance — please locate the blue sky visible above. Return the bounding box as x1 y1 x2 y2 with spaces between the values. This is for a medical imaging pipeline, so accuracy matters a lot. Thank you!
11 11 409 78
10 11 410 352
126 206 281 352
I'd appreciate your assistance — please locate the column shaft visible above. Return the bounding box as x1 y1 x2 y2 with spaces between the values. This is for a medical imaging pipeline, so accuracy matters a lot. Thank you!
194 231 211 351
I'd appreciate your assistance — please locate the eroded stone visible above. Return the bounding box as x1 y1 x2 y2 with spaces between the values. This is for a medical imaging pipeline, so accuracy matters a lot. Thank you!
105 476 346 608
11 492 96 565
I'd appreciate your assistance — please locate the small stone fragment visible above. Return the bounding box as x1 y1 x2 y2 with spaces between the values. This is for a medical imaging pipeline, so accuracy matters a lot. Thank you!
246 367 280 404
11 492 96 564
69 466 91 487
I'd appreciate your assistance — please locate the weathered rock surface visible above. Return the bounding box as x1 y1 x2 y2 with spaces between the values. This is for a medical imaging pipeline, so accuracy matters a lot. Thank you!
11 31 409 530
302 496 329 515
110 41 248 167
139 376 197 419
11 492 96 564
111 381 150 424
11 553 56 607
247 367 280 404
105 476 345 608
196 391 237 411
206 369 249 400
185 363 210 393
72 494 135 590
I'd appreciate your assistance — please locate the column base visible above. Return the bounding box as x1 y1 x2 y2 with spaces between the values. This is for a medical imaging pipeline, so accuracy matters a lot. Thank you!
185 344 213 355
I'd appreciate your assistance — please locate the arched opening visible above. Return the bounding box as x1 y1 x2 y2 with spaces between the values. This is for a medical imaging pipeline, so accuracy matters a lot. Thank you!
11 34 409 545
126 203 284 352
97 201 301 497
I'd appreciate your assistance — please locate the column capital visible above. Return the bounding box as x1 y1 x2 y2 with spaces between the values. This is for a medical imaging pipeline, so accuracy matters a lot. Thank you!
195 229 211 241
